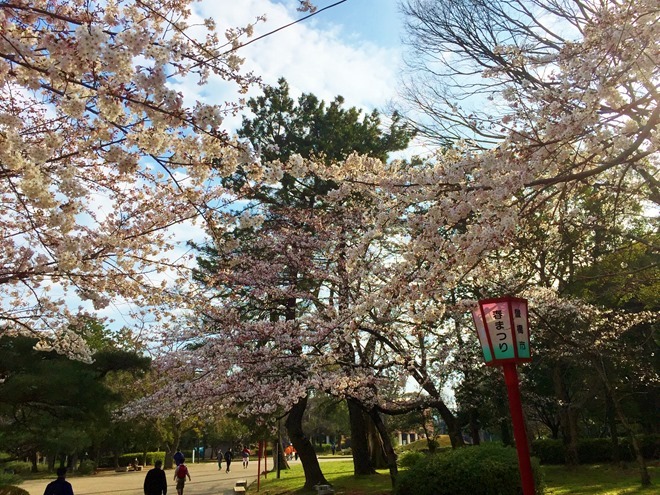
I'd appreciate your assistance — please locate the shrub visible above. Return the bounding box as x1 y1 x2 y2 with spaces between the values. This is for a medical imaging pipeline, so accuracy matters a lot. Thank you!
0 472 21 488
532 435 660 465
0 487 29 495
578 438 615 464
394 444 543 495
531 438 565 465
77 460 96 475
1 463 31 475
396 437 452 453
146 452 166 466
398 450 425 468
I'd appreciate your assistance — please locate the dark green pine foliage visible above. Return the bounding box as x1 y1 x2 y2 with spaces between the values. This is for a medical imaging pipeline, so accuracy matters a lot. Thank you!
0 335 150 463
219 77 413 207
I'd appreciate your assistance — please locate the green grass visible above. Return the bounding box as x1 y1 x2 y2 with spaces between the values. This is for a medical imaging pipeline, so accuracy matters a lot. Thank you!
256 460 657 495
543 464 658 495
256 460 391 494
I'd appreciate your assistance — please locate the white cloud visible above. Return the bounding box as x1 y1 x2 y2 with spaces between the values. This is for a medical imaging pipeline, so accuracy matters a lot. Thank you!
189 0 402 131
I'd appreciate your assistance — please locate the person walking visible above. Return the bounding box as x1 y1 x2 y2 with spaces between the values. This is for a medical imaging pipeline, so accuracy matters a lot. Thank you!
241 445 251 469
43 467 74 495
224 448 233 473
143 460 167 495
173 462 191 495
173 451 184 466
217 449 223 471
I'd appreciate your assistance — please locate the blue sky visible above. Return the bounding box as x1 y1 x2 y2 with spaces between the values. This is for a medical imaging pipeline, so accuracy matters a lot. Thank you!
307 0 404 49
98 1 414 330
191 0 408 130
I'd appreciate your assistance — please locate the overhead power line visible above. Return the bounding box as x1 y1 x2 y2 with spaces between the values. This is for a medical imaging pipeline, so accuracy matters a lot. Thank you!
223 0 349 55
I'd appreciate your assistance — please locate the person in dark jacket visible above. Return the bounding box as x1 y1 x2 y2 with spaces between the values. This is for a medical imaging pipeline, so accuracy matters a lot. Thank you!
224 448 233 473
43 467 74 495
173 451 184 466
143 460 167 495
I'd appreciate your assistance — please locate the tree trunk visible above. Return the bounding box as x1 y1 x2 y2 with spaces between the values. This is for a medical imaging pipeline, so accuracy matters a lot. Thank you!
273 436 290 475
164 423 182 470
366 413 388 469
31 451 39 473
594 357 651 486
369 409 398 486
286 395 329 490
434 401 465 448
605 393 621 463
469 410 481 445
347 398 376 475
553 364 579 465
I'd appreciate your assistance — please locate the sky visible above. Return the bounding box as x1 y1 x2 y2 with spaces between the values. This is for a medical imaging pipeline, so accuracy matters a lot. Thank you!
191 0 408 132
101 0 416 331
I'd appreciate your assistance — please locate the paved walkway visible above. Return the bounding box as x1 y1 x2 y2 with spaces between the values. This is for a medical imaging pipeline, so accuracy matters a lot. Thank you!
20 461 262 495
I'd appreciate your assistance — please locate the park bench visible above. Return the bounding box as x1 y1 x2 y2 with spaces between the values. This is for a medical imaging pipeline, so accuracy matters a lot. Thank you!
314 484 335 495
234 480 247 493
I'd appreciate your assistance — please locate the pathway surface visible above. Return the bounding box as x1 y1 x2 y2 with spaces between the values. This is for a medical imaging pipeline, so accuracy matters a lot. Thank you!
20 460 262 495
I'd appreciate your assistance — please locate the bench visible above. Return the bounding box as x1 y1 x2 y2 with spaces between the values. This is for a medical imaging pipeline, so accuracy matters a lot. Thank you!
314 484 335 495
234 480 247 493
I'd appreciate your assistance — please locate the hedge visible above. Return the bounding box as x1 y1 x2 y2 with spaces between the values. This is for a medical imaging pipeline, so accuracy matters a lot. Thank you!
395 443 543 495
532 435 659 465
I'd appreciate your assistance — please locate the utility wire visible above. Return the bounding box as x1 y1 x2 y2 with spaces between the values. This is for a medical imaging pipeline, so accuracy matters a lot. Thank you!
222 0 349 55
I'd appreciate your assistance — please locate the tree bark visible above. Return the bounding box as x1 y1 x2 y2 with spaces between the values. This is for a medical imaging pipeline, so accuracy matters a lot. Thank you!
469 410 481 445
366 412 388 469
273 436 290 475
368 409 398 486
553 364 579 465
605 393 621 463
347 398 376 475
286 395 329 490
594 357 651 486
434 400 465 448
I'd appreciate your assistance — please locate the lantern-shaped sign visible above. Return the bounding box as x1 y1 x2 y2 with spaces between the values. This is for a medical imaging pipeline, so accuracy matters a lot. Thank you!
472 296 531 366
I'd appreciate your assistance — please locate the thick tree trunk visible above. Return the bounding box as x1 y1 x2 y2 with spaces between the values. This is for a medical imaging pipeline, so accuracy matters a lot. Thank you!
434 401 465 448
347 398 376 475
286 395 329 490
366 413 388 469
31 451 39 473
369 409 398 486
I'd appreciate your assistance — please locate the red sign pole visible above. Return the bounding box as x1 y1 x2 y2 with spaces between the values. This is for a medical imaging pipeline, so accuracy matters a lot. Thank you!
502 363 535 495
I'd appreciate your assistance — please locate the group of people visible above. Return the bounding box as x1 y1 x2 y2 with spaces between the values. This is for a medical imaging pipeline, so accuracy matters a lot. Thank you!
143 451 190 495
217 445 252 473
44 447 253 495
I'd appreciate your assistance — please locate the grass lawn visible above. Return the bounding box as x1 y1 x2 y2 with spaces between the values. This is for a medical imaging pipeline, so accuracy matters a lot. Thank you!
256 460 657 495
543 464 658 495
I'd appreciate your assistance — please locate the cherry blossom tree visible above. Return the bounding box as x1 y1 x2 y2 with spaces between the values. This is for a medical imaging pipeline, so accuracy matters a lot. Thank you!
0 0 276 357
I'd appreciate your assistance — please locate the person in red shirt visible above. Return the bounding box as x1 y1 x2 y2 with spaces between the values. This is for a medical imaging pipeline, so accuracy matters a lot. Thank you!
241 446 251 469
173 462 191 495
